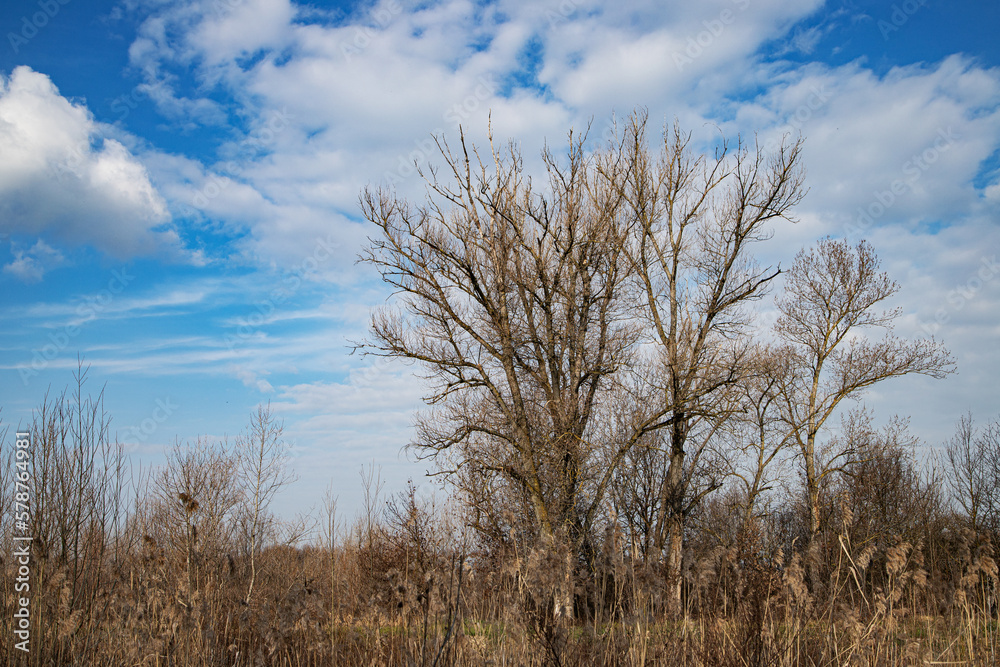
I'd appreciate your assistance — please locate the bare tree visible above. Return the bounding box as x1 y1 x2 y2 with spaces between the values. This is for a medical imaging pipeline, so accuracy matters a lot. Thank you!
608 382 671 558
605 113 806 607
235 402 296 604
724 345 797 536
774 237 954 551
834 414 941 553
946 413 1000 536
358 123 636 568
15 363 139 662
155 437 241 606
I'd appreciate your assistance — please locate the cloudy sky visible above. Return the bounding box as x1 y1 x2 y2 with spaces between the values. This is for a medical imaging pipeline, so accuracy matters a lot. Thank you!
0 0 997 520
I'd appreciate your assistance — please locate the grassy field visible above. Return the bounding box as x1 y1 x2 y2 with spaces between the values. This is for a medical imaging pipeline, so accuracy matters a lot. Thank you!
1 493 997 666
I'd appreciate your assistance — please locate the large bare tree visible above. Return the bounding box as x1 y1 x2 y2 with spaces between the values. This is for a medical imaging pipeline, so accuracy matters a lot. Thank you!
603 113 806 606
358 126 636 564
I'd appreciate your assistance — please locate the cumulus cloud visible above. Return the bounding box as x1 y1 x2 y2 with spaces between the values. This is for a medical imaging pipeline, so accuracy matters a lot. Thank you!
188 0 297 65
0 66 179 262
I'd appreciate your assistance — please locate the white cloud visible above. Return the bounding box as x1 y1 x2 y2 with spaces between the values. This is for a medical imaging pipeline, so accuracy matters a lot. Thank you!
986 180 1000 202
0 67 180 262
188 0 297 66
232 364 275 393
718 56 1000 244
114 2 1000 335
730 53 1000 445
113 0 1000 291
3 239 64 282
272 365 426 458
119 0 837 282
20 286 210 326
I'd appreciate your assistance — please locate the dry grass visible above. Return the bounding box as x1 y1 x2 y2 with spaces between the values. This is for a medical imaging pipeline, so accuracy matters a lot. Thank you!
1 379 998 665
1 482 997 666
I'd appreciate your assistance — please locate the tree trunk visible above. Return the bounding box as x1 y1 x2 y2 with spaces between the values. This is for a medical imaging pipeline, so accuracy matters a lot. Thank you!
804 435 823 593
665 515 684 613
536 524 575 621
654 421 687 615
553 546 574 620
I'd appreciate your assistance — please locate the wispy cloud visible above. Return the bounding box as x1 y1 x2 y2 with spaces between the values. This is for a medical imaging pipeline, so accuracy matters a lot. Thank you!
3 239 64 282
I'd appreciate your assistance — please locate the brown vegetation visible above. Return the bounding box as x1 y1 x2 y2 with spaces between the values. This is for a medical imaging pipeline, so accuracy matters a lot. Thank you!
0 381 997 665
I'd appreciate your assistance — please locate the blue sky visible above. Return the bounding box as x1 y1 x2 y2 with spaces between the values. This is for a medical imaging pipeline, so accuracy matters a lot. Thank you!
1 0 998 521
